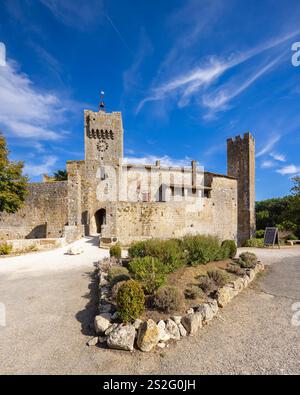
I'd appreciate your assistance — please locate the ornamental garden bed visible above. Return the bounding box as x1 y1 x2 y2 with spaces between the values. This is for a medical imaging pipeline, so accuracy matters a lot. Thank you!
89 236 264 352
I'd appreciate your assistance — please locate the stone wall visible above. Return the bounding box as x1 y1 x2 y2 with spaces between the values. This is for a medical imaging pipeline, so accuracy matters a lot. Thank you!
113 175 237 245
8 238 66 252
0 182 68 240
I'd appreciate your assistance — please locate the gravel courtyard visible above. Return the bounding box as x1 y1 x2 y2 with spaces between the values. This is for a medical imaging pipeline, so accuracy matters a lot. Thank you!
0 238 299 375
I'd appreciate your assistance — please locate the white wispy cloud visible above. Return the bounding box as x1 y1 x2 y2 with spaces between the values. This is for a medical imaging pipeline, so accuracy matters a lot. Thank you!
261 160 276 169
137 27 300 115
276 164 300 175
270 152 286 162
24 155 58 177
39 0 104 30
256 134 281 157
202 55 283 112
123 155 194 168
0 59 68 140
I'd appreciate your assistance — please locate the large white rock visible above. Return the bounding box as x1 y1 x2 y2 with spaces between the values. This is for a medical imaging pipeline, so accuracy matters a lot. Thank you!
107 324 136 351
206 298 219 315
157 320 170 342
216 286 236 308
181 312 202 335
232 277 245 292
94 313 112 334
137 319 159 352
195 303 215 324
165 319 180 340
67 246 84 255
171 315 182 325
178 323 187 337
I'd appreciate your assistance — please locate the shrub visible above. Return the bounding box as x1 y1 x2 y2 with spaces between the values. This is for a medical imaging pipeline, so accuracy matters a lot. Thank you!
107 266 130 285
0 242 12 255
221 240 237 259
278 220 297 232
154 286 183 313
111 280 127 301
109 243 122 259
255 229 265 238
287 233 298 241
116 280 145 322
129 256 166 294
148 238 185 273
239 252 258 268
197 275 216 293
243 238 264 248
207 269 230 287
128 241 147 258
227 264 246 276
184 285 204 300
183 235 224 265
128 238 185 273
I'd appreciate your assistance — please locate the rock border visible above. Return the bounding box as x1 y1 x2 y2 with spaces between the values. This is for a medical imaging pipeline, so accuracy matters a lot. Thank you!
88 260 265 352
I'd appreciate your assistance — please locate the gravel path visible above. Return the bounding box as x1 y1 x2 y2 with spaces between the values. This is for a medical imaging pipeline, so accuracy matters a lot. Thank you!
0 241 299 374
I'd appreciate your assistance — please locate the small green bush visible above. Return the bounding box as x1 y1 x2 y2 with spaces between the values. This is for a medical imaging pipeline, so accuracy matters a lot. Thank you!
239 252 258 268
278 220 297 232
107 266 130 285
243 238 264 248
183 235 224 265
128 241 147 258
221 240 237 259
154 286 183 313
129 256 166 294
227 264 246 276
184 285 204 300
128 238 185 273
197 275 216 293
0 242 12 255
207 269 230 287
109 243 122 259
255 229 265 238
117 279 145 322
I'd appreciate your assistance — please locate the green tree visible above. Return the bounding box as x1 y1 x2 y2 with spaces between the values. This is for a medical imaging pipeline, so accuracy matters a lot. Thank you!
53 169 67 181
0 134 28 213
291 176 300 196
289 178 300 237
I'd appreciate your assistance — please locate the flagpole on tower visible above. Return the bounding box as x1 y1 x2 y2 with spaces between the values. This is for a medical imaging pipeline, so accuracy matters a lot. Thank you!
99 90 105 112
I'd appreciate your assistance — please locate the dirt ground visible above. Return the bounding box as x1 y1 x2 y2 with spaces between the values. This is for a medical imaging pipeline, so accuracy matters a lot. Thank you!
0 241 300 374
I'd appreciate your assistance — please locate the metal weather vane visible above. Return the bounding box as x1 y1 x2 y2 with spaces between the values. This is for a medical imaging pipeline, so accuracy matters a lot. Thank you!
99 90 105 111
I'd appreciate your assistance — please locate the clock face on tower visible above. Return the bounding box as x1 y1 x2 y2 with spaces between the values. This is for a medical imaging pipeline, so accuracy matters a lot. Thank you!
97 140 109 152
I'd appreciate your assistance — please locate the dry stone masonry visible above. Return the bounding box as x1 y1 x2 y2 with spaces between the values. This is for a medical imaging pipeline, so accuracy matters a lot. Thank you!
90 258 265 352
0 105 255 247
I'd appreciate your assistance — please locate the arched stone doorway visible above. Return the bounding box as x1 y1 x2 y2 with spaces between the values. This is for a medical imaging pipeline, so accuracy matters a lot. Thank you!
94 208 106 234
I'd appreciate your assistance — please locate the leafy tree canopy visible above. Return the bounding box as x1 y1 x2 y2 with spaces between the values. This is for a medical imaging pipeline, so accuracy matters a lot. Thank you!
291 176 300 196
0 133 28 213
256 177 300 237
53 169 68 181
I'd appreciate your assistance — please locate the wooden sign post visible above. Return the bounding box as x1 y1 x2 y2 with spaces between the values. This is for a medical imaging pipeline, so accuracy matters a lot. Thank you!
264 227 280 248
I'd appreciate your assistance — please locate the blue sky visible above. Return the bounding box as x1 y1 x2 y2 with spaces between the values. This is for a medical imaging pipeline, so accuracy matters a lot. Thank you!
0 0 300 201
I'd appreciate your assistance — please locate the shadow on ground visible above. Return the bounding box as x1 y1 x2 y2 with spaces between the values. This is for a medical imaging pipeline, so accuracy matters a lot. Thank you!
75 264 99 337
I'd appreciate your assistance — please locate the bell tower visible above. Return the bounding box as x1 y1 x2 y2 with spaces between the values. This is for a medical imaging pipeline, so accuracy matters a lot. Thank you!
84 93 123 179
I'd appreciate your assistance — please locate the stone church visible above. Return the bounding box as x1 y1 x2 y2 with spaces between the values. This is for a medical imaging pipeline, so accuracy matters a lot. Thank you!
0 104 256 247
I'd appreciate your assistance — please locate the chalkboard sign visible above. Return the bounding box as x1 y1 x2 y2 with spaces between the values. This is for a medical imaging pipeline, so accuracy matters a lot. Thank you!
264 227 280 248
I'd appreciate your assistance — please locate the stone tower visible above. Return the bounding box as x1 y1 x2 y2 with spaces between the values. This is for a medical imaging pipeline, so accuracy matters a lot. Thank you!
84 109 123 178
227 133 255 246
